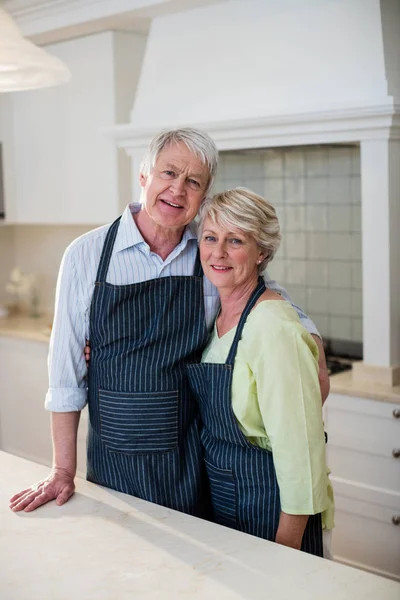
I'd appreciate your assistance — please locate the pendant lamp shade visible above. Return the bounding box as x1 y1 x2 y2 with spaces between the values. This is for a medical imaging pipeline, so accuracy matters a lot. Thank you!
0 7 71 92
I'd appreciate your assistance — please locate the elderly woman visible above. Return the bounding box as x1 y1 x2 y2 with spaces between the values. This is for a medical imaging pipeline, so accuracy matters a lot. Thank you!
186 188 334 556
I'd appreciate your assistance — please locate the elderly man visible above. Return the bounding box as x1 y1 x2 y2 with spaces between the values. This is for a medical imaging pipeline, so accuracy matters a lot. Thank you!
10 128 329 515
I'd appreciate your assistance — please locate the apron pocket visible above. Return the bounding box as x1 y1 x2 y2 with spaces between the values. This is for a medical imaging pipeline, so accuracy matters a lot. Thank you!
98 389 179 454
205 460 237 528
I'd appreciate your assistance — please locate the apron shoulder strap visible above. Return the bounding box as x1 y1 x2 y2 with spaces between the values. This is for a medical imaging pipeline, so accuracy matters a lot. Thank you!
95 216 122 283
226 276 266 366
193 249 203 277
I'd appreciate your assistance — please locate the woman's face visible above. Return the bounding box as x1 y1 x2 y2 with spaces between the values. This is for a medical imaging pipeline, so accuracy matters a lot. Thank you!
200 217 264 292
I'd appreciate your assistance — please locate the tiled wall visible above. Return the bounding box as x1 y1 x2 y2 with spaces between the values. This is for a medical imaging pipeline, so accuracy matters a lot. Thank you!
212 145 362 342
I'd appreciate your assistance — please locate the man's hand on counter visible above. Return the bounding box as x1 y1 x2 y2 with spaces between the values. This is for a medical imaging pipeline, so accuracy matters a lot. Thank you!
9 466 75 512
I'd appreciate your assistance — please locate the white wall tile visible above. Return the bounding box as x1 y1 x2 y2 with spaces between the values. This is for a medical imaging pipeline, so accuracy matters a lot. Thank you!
351 262 362 289
224 154 245 179
267 258 286 282
285 284 307 310
307 287 329 313
351 317 363 342
305 148 329 177
286 232 307 259
329 316 352 340
351 147 361 176
277 235 286 259
214 157 226 181
328 289 352 316
305 178 328 204
284 178 305 204
328 206 352 232
350 176 361 204
350 289 363 317
284 206 305 231
306 206 328 231
264 150 284 177
329 233 352 260
328 147 352 176
328 177 351 205
284 150 305 177
311 314 330 337
243 178 265 196
264 179 284 205
305 260 329 287
328 261 352 288
307 233 330 259
286 260 307 285
351 233 362 260
275 206 285 232
243 154 263 178
351 205 361 232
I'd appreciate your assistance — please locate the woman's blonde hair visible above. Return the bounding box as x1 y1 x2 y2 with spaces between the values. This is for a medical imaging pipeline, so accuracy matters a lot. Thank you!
198 187 281 271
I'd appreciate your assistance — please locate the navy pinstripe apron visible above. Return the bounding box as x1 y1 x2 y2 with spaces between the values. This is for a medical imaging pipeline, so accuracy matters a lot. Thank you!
186 277 324 555
86 216 211 518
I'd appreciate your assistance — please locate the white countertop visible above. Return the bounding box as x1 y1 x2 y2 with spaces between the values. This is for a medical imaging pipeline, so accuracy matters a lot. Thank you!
329 368 400 404
1 452 399 600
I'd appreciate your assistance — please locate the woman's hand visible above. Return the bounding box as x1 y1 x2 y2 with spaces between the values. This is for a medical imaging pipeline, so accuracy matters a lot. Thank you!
275 512 309 550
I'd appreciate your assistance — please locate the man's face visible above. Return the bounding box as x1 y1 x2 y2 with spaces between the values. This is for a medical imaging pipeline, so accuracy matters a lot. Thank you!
139 142 210 231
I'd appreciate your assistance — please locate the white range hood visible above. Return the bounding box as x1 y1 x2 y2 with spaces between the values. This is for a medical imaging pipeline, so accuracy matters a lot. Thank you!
114 0 399 145
113 0 400 387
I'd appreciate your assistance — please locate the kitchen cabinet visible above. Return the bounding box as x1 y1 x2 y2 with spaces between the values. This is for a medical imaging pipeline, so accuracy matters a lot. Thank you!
324 393 400 579
0 31 146 225
0 336 87 477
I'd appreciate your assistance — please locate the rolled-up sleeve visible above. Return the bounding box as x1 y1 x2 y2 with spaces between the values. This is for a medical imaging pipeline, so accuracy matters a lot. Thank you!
251 320 328 515
45 244 88 412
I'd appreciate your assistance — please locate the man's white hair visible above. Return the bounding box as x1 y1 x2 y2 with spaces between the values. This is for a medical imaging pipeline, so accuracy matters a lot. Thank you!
140 128 219 194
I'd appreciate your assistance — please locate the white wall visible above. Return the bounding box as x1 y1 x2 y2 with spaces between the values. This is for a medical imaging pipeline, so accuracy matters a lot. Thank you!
4 30 147 225
0 226 16 306
0 225 93 314
9 32 118 224
13 225 94 314
131 0 390 129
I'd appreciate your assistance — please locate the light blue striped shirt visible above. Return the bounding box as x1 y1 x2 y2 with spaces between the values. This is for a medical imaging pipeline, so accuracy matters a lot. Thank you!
45 203 318 413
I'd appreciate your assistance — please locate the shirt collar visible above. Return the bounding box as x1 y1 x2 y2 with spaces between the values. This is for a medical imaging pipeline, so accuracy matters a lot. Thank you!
114 203 198 253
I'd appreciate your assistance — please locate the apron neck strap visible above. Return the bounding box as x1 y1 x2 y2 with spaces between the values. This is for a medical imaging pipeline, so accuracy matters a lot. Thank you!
226 276 266 366
95 216 121 283
193 249 204 277
95 218 203 283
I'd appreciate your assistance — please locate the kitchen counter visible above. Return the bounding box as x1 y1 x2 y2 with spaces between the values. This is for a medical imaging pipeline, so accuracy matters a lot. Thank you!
2 452 400 600
330 369 400 405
